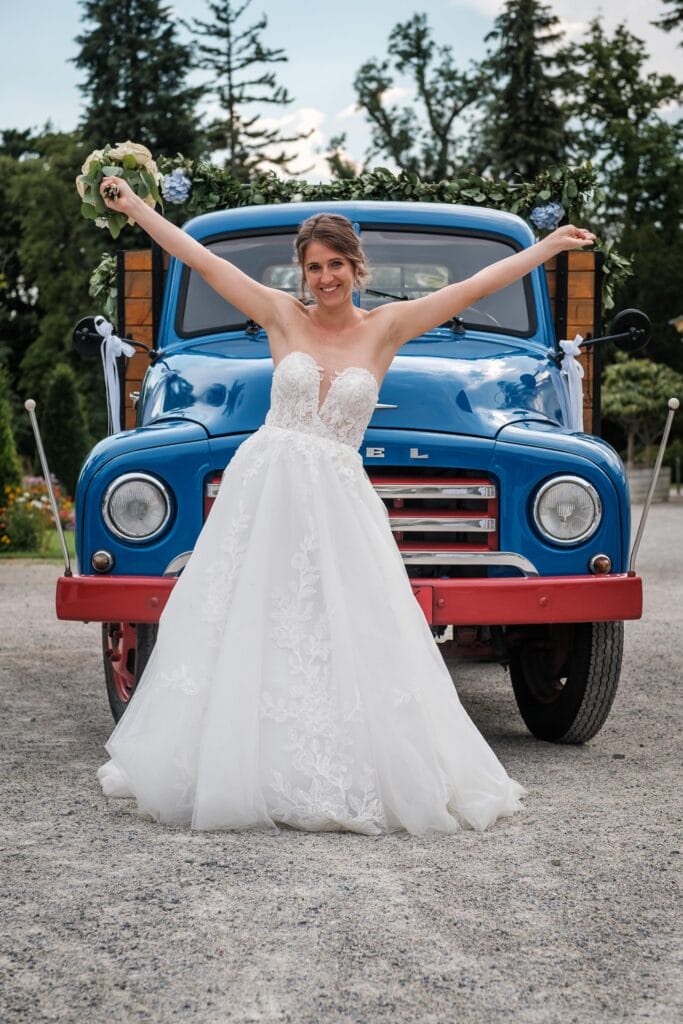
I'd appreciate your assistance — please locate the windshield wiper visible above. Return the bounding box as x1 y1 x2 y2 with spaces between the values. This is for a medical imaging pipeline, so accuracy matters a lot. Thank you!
365 287 409 301
365 289 466 335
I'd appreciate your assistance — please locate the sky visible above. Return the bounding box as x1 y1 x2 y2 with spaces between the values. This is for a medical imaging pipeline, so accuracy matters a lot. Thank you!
1 0 680 178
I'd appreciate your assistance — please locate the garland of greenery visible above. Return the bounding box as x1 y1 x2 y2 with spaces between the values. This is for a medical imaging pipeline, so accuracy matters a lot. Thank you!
91 160 631 322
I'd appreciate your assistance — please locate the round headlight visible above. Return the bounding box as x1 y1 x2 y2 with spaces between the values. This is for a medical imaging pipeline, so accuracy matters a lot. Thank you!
103 473 171 542
533 476 602 545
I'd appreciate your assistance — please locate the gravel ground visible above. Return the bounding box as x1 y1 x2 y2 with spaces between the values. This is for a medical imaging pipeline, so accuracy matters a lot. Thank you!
1 504 681 1023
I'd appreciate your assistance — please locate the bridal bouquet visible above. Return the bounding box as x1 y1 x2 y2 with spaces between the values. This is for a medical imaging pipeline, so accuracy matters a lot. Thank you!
76 141 163 238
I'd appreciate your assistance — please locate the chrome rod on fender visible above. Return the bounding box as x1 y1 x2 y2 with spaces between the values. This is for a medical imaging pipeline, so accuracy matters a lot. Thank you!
24 399 72 577
629 397 679 574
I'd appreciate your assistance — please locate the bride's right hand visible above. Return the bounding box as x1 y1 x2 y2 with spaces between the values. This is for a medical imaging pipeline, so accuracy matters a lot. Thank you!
100 176 136 216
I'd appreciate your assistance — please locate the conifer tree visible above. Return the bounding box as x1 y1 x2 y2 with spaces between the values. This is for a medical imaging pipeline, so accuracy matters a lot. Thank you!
40 365 91 498
0 365 21 496
185 0 311 179
652 0 683 41
11 131 107 442
473 0 572 180
73 0 203 157
566 19 683 235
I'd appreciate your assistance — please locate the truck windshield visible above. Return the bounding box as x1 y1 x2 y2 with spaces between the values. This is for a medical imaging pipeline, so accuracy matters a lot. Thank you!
178 228 532 337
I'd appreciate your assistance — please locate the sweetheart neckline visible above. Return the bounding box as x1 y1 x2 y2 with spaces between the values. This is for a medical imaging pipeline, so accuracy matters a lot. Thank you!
274 350 380 417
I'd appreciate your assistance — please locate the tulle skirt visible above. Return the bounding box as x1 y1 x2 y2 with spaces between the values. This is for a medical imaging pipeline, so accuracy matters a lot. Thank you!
97 424 526 834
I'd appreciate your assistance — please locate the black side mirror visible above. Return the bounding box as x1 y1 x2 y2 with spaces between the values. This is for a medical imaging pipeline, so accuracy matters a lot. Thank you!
73 316 106 358
572 307 651 354
609 308 651 353
73 315 150 358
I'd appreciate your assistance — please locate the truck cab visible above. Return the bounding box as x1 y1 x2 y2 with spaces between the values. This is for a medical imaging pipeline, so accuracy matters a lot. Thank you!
59 201 642 737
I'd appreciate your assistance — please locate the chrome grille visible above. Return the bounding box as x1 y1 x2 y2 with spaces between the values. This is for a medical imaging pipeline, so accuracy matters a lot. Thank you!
369 470 499 577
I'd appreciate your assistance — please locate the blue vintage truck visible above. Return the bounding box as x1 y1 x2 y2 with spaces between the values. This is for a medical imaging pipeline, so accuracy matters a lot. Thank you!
56 200 647 740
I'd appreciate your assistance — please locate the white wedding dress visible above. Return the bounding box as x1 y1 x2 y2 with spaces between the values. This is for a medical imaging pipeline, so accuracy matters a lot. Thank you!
97 350 526 834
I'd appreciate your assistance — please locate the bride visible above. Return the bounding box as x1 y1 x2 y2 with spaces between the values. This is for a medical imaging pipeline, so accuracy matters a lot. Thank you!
96 175 595 835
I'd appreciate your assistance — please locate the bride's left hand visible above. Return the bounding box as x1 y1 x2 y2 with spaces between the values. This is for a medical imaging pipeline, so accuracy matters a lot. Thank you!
546 224 596 253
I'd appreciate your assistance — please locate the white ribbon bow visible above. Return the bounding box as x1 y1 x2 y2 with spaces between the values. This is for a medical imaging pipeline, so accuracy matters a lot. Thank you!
95 316 136 434
559 334 585 432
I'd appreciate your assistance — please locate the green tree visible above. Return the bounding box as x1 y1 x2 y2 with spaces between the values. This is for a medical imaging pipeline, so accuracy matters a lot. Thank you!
652 0 683 40
473 0 573 179
9 131 108 441
566 19 683 237
602 354 683 467
0 136 40 384
564 19 683 375
612 222 683 372
324 134 359 181
0 364 22 495
40 364 91 497
185 0 310 179
352 13 483 179
73 0 204 158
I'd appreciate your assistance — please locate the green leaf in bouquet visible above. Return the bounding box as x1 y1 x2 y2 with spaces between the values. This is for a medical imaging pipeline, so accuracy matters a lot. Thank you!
81 189 98 206
140 168 162 205
122 154 138 170
83 159 103 179
80 202 99 220
101 165 121 177
107 213 128 239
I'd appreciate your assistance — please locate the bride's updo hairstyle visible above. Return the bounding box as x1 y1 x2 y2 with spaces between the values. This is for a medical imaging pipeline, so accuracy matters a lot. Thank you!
295 213 369 300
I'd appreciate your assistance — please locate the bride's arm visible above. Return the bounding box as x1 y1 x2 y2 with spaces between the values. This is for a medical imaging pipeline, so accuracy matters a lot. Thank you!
374 225 596 351
100 177 295 330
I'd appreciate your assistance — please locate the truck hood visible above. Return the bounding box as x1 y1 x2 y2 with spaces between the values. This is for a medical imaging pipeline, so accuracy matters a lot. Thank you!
138 337 568 441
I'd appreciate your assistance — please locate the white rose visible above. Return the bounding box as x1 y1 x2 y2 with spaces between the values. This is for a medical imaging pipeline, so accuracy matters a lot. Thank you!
108 140 154 166
81 148 105 176
76 147 106 197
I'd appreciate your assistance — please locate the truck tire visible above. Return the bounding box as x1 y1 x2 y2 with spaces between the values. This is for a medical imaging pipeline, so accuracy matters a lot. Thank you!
509 621 623 743
102 622 158 722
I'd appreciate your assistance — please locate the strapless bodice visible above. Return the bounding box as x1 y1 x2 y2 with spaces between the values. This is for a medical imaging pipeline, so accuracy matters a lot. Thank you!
264 350 379 449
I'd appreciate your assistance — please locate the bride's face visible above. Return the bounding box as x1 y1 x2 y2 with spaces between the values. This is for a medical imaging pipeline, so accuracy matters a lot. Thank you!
303 241 355 309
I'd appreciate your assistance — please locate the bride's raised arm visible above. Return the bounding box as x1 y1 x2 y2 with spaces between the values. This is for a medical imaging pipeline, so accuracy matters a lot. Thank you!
100 177 294 330
377 225 596 352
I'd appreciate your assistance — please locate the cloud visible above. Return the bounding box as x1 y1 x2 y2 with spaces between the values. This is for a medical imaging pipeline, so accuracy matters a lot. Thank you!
451 1 682 78
556 19 587 39
380 86 413 105
450 0 501 15
337 103 360 120
253 106 329 179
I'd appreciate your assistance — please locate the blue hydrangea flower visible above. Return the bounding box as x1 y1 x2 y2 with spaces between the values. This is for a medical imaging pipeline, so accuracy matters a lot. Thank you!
161 168 192 205
530 202 565 231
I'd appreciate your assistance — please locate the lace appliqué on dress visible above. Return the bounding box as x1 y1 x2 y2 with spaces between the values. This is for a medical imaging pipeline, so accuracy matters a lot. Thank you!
260 531 386 834
265 350 379 450
200 500 252 648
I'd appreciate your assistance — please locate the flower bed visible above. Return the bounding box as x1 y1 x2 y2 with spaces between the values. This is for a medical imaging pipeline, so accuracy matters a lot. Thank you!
0 476 75 554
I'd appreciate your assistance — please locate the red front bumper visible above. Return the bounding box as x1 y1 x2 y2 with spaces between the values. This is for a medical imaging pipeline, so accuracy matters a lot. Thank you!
56 572 642 626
